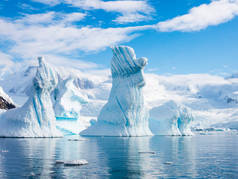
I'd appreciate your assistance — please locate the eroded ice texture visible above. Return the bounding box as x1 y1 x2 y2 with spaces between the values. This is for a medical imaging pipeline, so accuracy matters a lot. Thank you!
149 101 193 136
53 77 88 119
52 76 88 134
0 57 62 137
81 46 152 136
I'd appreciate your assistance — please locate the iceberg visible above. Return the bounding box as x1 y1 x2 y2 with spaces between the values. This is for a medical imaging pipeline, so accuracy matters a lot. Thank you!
52 76 88 134
0 57 62 137
81 46 152 136
149 101 193 135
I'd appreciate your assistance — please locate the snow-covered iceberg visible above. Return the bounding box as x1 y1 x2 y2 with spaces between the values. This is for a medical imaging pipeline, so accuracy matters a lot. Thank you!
149 101 193 135
81 46 152 136
52 76 88 134
0 57 62 137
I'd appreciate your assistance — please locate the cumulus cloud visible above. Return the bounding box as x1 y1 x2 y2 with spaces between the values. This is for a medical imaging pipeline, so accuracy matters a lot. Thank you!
157 0 238 32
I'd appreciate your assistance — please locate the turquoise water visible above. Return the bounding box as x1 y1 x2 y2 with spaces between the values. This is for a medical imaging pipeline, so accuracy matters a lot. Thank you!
0 133 238 178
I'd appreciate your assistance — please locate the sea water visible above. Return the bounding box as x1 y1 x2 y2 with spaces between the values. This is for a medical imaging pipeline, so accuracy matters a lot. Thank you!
0 133 237 178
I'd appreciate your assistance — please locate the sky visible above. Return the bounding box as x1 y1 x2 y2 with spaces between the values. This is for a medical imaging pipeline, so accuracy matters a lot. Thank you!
0 0 238 75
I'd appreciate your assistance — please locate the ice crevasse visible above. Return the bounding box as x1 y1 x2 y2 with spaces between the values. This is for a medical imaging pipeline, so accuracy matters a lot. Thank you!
81 46 152 136
0 57 62 137
149 100 194 136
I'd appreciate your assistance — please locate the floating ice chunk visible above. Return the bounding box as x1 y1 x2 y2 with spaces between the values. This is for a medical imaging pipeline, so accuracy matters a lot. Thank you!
149 101 193 136
139 151 156 154
55 160 64 164
64 160 88 166
0 57 62 137
81 46 152 136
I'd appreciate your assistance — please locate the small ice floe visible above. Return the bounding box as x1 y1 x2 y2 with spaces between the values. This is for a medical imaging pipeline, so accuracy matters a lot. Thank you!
64 160 88 166
55 160 88 166
138 151 156 154
68 139 86 141
164 162 173 165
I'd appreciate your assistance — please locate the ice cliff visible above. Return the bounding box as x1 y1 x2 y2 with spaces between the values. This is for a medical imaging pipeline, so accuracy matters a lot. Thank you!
0 57 62 137
81 46 152 136
149 101 193 135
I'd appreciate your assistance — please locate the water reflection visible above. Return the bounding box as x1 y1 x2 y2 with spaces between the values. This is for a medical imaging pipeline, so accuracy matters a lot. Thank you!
0 135 237 178
0 138 58 178
93 136 198 178
148 136 197 178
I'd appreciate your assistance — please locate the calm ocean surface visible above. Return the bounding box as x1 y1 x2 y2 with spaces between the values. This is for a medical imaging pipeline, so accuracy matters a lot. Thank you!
0 133 238 178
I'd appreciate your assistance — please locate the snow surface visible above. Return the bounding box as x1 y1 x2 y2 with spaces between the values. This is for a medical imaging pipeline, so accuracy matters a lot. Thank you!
0 57 62 137
81 46 152 136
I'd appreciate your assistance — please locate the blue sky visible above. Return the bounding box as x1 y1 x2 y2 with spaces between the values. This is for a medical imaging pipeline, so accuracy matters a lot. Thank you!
0 0 238 75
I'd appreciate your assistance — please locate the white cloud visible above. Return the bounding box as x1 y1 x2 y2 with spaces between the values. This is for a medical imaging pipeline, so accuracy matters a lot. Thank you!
0 13 151 60
157 0 238 32
66 0 154 23
31 0 61 6
32 0 154 23
15 11 86 26
44 54 100 70
64 0 152 13
113 13 152 24
2 0 238 67
61 12 86 24
0 51 14 66
16 12 56 25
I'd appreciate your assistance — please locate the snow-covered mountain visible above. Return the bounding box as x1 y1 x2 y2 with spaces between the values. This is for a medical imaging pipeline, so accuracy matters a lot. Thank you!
1 57 238 133
144 74 238 129
0 86 15 111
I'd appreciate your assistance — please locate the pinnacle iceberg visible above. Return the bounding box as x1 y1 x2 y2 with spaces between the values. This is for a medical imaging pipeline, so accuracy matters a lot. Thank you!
81 46 152 136
0 57 62 137
149 100 193 136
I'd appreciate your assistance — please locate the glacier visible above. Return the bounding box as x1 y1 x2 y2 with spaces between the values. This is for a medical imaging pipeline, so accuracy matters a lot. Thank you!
0 57 62 137
149 101 194 136
81 46 152 136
